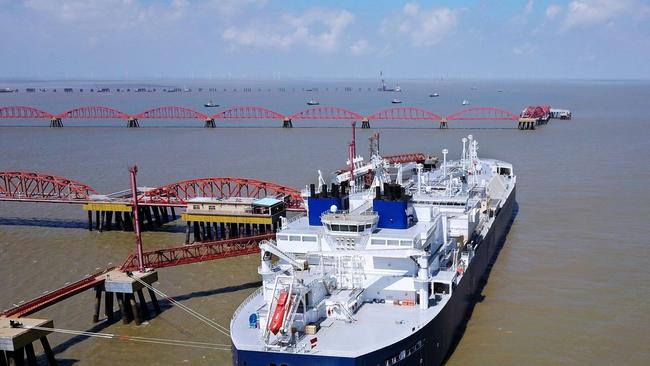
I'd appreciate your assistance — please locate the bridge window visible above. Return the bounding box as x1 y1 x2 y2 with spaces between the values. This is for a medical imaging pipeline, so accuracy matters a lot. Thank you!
302 236 317 242
330 224 340 231
339 224 349 232
192 205 200 210
277 235 288 241
208 205 215 210
289 235 301 241
371 239 386 245
400 240 413 247
387 239 399 246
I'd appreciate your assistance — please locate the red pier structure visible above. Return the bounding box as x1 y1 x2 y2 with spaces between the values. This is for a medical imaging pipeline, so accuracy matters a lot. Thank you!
1 234 273 322
0 104 548 129
134 106 212 127
286 106 364 128
0 171 98 204
0 171 306 234
120 233 274 272
365 107 443 128
143 177 303 210
0 106 53 119
383 153 428 165
1 268 113 318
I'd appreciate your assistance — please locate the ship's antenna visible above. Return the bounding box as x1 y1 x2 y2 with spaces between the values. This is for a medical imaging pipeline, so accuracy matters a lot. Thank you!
467 135 474 173
368 132 380 158
416 164 423 193
443 149 451 196
348 121 357 186
461 137 468 169
442 148 448 178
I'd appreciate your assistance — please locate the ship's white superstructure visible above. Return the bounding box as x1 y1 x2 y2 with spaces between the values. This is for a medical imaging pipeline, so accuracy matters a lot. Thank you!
231 135 516 365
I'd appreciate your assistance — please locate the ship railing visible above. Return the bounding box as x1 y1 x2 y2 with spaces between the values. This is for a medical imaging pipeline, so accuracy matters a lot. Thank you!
280 212 306 229
232 286 263 321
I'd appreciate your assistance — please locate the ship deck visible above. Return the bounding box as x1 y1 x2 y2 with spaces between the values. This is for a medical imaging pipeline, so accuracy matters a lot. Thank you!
231 286 452 358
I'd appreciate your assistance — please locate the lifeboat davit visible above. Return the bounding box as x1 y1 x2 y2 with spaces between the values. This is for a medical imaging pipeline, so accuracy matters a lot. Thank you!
269 290 289 335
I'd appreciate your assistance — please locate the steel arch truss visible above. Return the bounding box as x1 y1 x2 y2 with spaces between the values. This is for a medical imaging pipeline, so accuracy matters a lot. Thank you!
446 107 519 121
0 171 98 202
57 106 130 119
119 233 274 272
0 106 53 119
213 106 284 120
289 106 363 120
368 107 442 121
383 153 428 164
143 177 304 209
135 106 209 120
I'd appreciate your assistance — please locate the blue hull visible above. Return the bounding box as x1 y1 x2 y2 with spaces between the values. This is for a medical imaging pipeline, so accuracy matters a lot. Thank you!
233 188 517 366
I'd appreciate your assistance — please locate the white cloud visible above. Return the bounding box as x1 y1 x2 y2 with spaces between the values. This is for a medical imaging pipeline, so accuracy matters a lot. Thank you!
349 39 372 56
22 0 189 31
199 0 267 16
222 8 354 53
525 0 535 15
385 3 458 47
563 0 634 29
513 43 536 56
546 4 562 19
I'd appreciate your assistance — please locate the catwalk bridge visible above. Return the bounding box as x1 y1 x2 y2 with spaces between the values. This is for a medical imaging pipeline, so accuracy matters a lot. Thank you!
0 105 548 129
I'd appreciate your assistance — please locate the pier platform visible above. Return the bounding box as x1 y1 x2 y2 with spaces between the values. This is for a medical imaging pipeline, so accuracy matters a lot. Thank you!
0 318 57 365
95 270 161 326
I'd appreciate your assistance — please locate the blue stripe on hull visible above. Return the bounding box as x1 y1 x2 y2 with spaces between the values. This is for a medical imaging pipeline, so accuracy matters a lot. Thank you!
233 188 517 366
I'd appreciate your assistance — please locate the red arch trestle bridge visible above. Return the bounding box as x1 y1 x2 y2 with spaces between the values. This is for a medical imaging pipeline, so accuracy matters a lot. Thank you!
0 104 550 129
0 171 304 210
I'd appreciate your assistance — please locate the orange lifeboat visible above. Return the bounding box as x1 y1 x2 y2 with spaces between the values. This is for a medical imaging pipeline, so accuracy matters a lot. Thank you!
269 290 289 335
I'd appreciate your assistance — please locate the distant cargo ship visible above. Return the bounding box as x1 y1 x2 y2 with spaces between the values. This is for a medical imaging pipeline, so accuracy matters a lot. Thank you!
204 100 220 108
0 88 16 93
306 100 320 106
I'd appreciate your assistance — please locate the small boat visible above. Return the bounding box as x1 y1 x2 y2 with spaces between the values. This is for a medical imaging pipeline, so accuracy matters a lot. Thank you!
204 100 220 108
306 100 320 106
391 99 402 104
429 93 440 97
462 99 470 106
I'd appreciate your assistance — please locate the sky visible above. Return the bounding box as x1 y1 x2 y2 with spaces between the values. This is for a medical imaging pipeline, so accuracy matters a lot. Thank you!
1 0 649 80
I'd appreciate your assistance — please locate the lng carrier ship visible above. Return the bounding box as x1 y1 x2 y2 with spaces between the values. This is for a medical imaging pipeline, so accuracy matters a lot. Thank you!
230 133 517 366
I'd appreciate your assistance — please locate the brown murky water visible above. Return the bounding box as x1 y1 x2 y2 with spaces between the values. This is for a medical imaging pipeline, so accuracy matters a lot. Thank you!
1 80 649 365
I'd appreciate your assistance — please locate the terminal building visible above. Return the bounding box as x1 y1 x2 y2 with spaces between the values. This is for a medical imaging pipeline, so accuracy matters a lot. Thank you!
182 197 286 243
